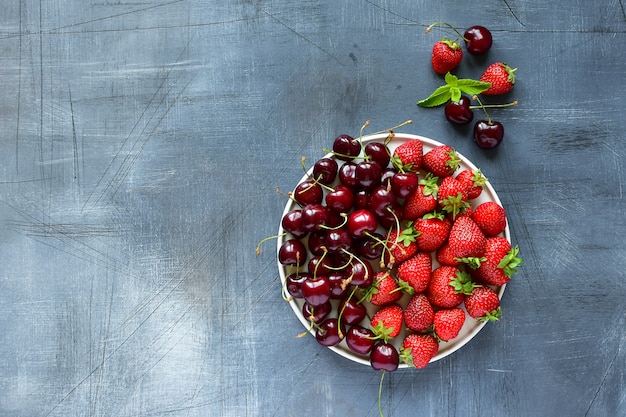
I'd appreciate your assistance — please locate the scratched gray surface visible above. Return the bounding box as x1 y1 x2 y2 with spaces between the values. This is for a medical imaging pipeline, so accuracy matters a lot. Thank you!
0 1 624 416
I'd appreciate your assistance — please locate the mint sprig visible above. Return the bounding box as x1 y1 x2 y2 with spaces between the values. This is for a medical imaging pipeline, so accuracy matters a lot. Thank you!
418 73 491 107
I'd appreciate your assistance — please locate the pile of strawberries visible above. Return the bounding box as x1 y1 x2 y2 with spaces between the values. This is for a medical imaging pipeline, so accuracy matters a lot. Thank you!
363 138 521 368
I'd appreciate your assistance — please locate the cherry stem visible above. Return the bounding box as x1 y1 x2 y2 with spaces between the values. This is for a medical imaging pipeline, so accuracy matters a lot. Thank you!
370 119 413 136
469 100 518 111
472 95 492 124
336 285 359 338
255 232 287 255
425 21 467 41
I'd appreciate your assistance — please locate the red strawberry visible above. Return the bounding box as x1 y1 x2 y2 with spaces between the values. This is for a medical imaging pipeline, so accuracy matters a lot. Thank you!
370 304 404 341
400 334 439 369
455 168 487 200
447 215 487 259
392 140 423 172
397 252 432 293
423 145 461 178
427 266 473 308
414 213 451 252
384 227 419 267
403 174 438 220
403 293 434 332
433 308 465 341
431 39 463 75
363 271 403 306
473 237 522 286
473 201 507 237
480 62 517 95
436 242 461 267
464 286 501 321
438 176 471 219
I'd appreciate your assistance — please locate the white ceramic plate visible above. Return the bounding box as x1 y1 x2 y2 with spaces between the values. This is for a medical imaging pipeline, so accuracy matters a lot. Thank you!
277 133 509 368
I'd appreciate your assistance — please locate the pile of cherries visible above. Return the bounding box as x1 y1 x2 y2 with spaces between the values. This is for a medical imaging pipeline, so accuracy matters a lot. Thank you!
272 127 488 371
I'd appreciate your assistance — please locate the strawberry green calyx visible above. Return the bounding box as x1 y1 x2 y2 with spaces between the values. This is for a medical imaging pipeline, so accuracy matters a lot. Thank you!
440 38 462 50
371 321 396 343
396 278 416 295
418 73 491 108
440 191 470 219
471 169 488 187
419 173 439 198
397 225 419 247
501 63 518 84
458 256 487 269
478 306 502 322
498 245 523 277
450 270 475 295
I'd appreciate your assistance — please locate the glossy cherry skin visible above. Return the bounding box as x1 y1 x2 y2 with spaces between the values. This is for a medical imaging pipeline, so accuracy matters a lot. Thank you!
315 318 345 347
391 172 419 198
339 297 367 325
302 301 332 324
353 189 370 210
364 142 391 168
464 25 493 55
300 203 330 232
286 272 310 298
355 160 382 190
324 228 353 253
307 231 327 256
325 184 354 213
474 120 504 149
368 185 398 218
370 342 400 372
328 272 350 299
278 239 307 266
355 232 385 260
307 256 334 276
445 96 474 125
301 275 331 306
312 157 338 185
281 209 307 238
333 134 361 161
345 258 374 287
293 179 323 205
346 325 376 355
339 162 359 188
347 209 378 238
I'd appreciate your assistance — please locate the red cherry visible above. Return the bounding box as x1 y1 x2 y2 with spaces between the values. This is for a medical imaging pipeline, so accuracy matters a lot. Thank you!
370 342 399 372
444 95 474 125
346 325 376 355
391 172 419 198
312 157 338 185
332 134 361 161
315 318 345 347
474 120 504 149
464 25 493 55
339 297 367 325
347 209 378 238
278 239 307 266
301 275 331 306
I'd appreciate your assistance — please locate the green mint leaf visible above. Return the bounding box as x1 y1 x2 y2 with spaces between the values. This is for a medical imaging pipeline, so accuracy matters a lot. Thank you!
450 87 461 103
444 72 459 86
417 84 452 108
455 79 492 95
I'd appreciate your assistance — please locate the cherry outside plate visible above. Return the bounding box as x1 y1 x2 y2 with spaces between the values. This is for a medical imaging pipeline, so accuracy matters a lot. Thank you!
276 133 510 368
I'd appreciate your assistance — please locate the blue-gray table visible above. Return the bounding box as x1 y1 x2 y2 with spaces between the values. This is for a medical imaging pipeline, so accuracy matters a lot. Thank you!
1 1 624 416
